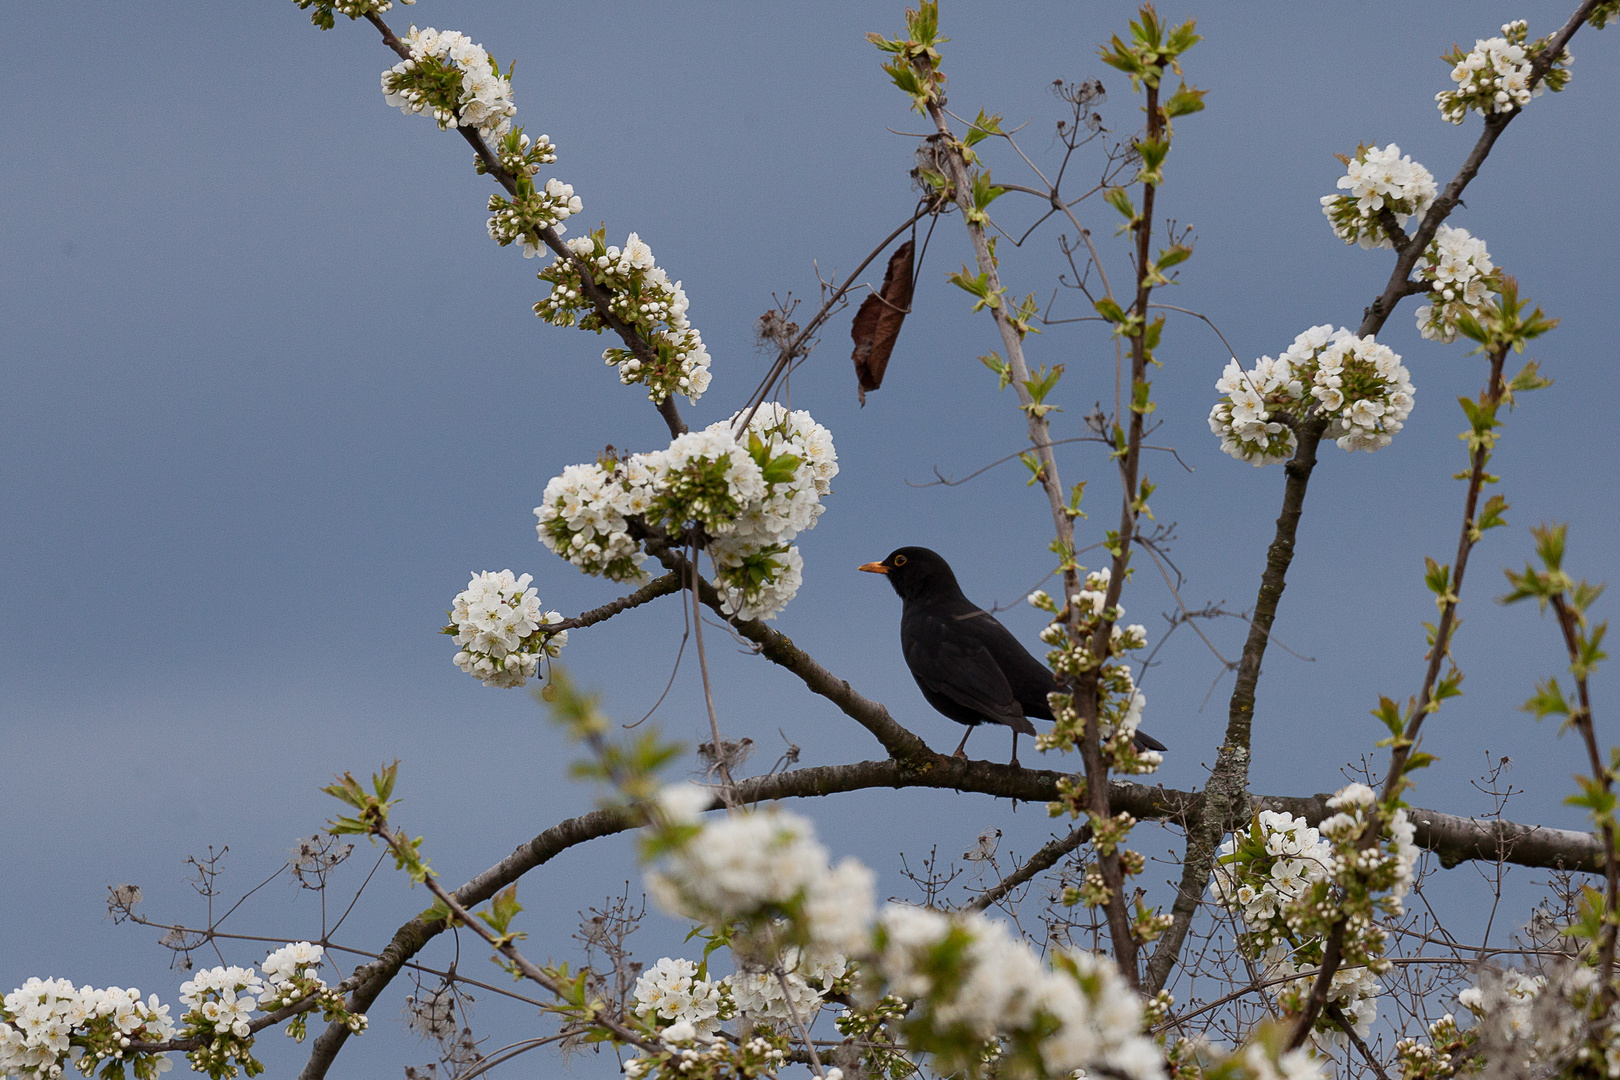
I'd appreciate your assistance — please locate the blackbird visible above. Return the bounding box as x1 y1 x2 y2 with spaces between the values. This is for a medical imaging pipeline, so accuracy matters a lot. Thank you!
859 546 1167 767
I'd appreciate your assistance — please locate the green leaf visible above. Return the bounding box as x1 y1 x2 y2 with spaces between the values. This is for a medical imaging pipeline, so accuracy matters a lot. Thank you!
963 108 1003 147
1163 81 1206 119
1372 696 1404 738
1521 677 1571 721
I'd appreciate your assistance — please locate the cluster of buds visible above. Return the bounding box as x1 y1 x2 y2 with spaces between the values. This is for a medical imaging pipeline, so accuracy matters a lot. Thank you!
1027 571 1158 777
621 1028 788 1080
479 128 557 181
487 178 583 258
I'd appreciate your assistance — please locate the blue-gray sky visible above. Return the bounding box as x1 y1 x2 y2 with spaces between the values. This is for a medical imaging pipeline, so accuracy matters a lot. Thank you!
2 2 1617 1076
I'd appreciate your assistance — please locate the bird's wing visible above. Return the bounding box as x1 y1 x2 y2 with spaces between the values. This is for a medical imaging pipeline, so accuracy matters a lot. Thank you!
904 612 1037 735
951 608 1061 718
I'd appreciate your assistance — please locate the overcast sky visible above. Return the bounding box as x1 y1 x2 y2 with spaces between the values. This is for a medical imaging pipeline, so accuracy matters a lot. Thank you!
3 2 1617 1076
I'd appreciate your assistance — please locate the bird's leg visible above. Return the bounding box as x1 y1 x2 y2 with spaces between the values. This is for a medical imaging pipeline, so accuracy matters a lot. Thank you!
952 727 972 759
1010 730 1021 769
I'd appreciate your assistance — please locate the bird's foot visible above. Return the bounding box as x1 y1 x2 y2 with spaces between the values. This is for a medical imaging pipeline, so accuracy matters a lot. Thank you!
1009 755 1021 770
952 747 968 760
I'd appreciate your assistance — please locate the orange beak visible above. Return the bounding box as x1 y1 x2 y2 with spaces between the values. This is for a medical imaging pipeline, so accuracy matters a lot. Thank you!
857 561 889 574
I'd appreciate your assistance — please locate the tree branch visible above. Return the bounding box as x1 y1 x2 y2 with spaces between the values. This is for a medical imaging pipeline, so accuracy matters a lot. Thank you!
1149 0 1602 995
298 754 1605 1078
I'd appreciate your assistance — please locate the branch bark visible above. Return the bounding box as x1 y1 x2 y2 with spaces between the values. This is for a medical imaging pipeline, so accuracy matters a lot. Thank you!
298 753 1605 1079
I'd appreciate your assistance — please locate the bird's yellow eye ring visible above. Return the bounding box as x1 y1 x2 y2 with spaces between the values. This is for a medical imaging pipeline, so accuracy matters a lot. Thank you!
893 554 908 566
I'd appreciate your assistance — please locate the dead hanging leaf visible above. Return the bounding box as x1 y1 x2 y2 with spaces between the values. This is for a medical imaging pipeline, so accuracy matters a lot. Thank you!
850 239 915 405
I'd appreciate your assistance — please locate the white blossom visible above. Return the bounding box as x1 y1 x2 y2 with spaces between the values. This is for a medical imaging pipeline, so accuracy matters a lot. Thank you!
1209 325 1414 465
646 808 875 965
1413 226 1498 343
536 405 837 620
447 570 566 688
381 26 516 142
655 782 715 825
873 907 1164 1080
1319 144 1436 250
1437 21 1570 124
1 978 177 1079
633 958 724 1036
536 230 712 404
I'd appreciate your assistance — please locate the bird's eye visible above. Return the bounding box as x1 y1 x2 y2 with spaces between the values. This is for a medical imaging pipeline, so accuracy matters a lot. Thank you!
893 554 908 566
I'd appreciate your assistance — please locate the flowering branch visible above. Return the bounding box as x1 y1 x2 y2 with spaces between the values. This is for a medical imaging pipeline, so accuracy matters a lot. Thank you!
1145 0 1604 996
293 752 1605 1078
358 10 690 438
1503 524 1618 1011
1286 282 1557 1047
372 821 661 1052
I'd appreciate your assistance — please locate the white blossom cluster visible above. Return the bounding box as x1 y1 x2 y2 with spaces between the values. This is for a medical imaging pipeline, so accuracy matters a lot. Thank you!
1456 969 1545 1039
1209 808 1381 1040
1209 786 1421 1045
535 231 713 404
874 906 1165 1080
1209 325 1415 465
728 950 848 1028
1 978 176 1079
1392 965 1620 1078
1209 811 1335 951
632 958 726 1037
535 406 837 620
487 179 583 258
178 968 263 1041
445 569 567 688
255 942 358 1032
646 805 875 967
1413 225 1499 343
1319 143 1436 250
630 949 849 1045
381 27 516 142
1317 783 1420 912
1437 21 1571 124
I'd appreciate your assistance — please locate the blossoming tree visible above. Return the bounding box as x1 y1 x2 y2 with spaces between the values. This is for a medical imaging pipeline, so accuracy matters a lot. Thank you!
7 3 1620 1080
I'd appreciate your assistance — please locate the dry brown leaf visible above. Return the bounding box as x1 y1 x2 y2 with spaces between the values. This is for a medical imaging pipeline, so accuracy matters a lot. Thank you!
850 239 915 406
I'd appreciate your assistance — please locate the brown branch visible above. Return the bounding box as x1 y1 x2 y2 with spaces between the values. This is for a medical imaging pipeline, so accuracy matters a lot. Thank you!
1327 1003 1393 1080
1146 417 1327 992
647 545 934 764
296 752 1604 1078
965 822 1093 913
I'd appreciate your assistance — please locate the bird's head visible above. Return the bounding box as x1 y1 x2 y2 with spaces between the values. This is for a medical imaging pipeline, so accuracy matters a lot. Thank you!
858 546 965 603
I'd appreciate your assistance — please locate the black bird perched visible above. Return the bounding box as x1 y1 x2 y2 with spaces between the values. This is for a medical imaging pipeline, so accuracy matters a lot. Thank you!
859 546 1167 767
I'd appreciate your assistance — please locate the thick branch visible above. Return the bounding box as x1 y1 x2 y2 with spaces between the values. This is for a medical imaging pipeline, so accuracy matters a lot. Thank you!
648 545 934 764
1146 419 1326 992
298 753 1604 1078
